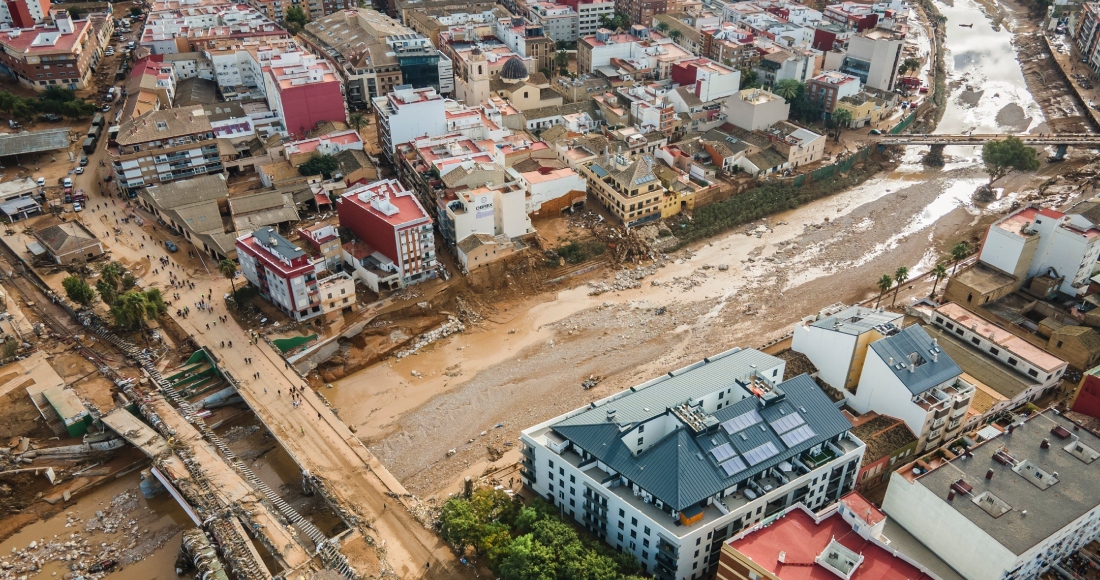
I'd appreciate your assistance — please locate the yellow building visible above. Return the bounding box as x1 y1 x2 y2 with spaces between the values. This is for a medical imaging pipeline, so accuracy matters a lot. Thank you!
580 153 677 226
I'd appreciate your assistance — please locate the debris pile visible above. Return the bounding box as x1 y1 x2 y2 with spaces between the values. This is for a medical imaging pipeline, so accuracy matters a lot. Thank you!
395 316 466 359
588 266 658 295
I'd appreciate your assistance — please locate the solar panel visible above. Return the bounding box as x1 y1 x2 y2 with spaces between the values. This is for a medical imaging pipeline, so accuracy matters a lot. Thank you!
710 443 735 462
743 442 780 466
720 457 747 476
780 425 816 447
722 410 763 434
769 412 806 434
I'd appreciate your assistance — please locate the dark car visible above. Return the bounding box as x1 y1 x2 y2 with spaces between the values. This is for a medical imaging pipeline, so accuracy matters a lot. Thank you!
165 240 179 253
79 156 89 166
868 129 883 135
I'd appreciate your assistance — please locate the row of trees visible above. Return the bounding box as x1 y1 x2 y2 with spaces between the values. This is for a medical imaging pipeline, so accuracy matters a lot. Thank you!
439 488 647 580
0 86 96 121
874 242 970 307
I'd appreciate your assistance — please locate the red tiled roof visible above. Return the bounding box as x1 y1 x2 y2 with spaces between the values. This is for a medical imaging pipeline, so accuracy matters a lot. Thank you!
1038 208 1066 219
839 494 885 526
729 507 934 580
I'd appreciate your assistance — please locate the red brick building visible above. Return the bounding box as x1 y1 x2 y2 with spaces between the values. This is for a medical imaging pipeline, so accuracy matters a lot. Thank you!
262 51 347 139
0 11 99 90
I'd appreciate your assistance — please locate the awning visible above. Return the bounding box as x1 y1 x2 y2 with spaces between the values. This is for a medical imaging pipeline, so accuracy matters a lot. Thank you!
314 192 332 206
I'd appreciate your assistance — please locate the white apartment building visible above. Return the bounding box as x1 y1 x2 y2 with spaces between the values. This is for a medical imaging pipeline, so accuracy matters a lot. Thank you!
834 29 903 92
883 409 1100 580
373 85 449 162
520 347 865 580
793 304 905 395
444 178 532 246
508 164 587 214
528 2 580 42
576 0 614 37
853 324 975 451
978 204 1100 297
725 88 789 131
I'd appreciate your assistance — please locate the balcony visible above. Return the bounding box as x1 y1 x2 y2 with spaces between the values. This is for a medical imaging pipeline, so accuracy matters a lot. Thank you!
804 446 838 468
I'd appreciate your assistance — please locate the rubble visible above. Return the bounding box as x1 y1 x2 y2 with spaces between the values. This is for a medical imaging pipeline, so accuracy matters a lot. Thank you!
395 316 466 359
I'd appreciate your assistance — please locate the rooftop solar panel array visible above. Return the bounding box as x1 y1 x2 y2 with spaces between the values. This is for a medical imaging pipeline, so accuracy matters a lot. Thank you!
744 442 780 465
720 456 747 476
710 443 735 462
769 412 806 434
722 409 762 434
780 424 817 447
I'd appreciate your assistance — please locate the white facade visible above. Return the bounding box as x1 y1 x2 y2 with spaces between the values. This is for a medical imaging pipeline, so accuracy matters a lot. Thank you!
318 271 356 314
445 182 532 244
577 0 614 36
725 88 789 131
791 305 904 394
528 3 580 42
978 205 1100 296
838 33 903 92
508 166 587 214
372 86 449 159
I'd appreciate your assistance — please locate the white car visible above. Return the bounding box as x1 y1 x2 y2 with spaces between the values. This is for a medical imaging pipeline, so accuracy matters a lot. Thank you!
73 202 82 212
63 177 72 188
75 167 84 175
36 177 44 186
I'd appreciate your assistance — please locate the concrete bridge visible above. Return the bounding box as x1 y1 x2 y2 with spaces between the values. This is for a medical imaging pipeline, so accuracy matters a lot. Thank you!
870 133 1100 146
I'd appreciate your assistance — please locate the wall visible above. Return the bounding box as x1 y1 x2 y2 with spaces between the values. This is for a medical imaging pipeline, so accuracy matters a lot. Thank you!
279 80 347 139
881 472 1016 580
792 323 857 393
851 352 927 437
724 92 789 131
1072 373 1100 419
978 223 1031 279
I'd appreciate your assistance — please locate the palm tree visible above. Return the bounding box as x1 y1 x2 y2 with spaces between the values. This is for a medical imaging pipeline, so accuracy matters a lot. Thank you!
892 266 909 307
773 79 802 101
668 29 682 43
832 108 853 141
219 259 239 307
655 21 669 33
348 112 366 134
930 262 948 297
876 274 892 308
950 241 969 274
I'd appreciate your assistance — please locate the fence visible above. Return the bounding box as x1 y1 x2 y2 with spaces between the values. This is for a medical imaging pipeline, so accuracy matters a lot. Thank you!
805 146 871 184
890 110 918 134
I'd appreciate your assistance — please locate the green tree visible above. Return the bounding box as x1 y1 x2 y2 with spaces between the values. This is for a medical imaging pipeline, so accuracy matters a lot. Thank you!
219 259 239 307
668 29 682 42
42 86 76 103
831 107 853 140
120 273 137 292
298 154 339 179
876 273 892 308
0 336 17 360
951 241 969 274
773 79 803 101
0 92 14 115
439 498 480 553
62 276 95 307
598 12 630 31
981 137 1040 187
738 67 759 90
498 534 558 580
286 21 303 35
130 6 142 16
655 21 669 32
348 112 366 133
555 49 570 75
97 262 123 306
60 100 95 119
110 289 166 331
931 262 948 297
892 265 909 307
285 6 308 25
898 57 921 77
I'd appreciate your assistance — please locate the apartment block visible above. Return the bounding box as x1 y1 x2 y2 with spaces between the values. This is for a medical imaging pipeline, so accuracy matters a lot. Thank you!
527 2 580 42
520 347 865 579
831 29 903 92
793 304 905 395
807 70 861 113
139 3 287 55
372 85 449 161
883 409 1100 580
245 0 352 23
110 105 229 194
261 51 346 138
580 153 670 227
0 0 49 27
0 11 98 90
977 204 1100 297
336 179 438 292
724 88 788 131
616 0 667 27
300 9 452 107
236 227 327 321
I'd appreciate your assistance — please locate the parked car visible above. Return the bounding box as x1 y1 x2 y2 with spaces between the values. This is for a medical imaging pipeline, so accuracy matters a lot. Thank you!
64 193 72 203
868 129 883 135
36 177 45 186
165 240 179 253
102 104 111 112
75 166 84 175
79 156 88 166
63 177 72 188
73 201 82 212
38 113 61 122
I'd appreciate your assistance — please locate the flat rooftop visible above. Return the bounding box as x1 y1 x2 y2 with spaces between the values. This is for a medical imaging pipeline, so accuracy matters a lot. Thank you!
914 409 1100 555
923 326 1037 401
935 303 1065 372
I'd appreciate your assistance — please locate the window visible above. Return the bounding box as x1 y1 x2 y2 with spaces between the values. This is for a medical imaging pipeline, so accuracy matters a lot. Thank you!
638 424 644 433
618 532 624 541
630 530 637 539
642 551 648 560
569 498 575 507
637 437 644 446
643 539 650 548
935 316 944 324
946 322 954 330
1057 340 1064 348
618 521 625 530
549 483 554 491
1008 357 1018 366
967 293 973 302
990 347 1000 355
971 337 981 345
696 538 701 546
644 526 650 535
632 517 638 526
619 508 625 517
1028 369 1039 378
559 467 564 476
570 475 575 483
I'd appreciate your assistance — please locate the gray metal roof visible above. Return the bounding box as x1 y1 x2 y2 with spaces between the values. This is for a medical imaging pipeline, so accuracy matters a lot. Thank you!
911 410 1100 555
809 304 903 336
869 325 962 395
552 351 853 511
0 128 72 157
251 227 304 261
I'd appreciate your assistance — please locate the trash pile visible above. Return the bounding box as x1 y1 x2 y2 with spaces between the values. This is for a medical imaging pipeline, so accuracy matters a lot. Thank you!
395 316 466 359
220 424 260 444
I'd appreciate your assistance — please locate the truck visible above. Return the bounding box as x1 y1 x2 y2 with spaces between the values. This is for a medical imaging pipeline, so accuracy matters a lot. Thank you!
82 137 96 154
73 189 86 203
92 113 105 127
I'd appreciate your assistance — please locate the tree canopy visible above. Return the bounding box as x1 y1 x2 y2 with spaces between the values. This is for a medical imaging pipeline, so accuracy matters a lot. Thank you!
981 137 1039 186
598 12 630 30
62 276 95 307
298 154 339 179
438 489 645 580
0 88 94 120
110 289 166 330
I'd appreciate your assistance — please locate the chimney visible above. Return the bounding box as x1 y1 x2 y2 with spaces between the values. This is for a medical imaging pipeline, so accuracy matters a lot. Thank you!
947 489 955 501
932 337 938 347
888 357 894 366
1041 439 1050 450
908 363 915 373
606 409 617 422
1008 424 1015 435
986 469 994 480
933 352 938 362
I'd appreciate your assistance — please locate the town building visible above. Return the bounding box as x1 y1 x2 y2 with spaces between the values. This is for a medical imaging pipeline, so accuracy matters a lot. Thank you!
883 409 1100 580
559 0 614 37
139 3 288 55
848 413 917 491
834 89 896 128
260 51 346 138
752 47 817 87
929 302 1068 409
372 86 449 161
493 15 556 73
245 0 352 23
283 128 364 165
577 27 693 77
520 347 865 579
110 105 230 194
616 0 666 27
527 2 580 42
137 174 238 259
976 203 1100 297
807 70 861 113
718 493 952 580
0 11 99 90
701 23 757 68
827 28 903 92
336 179 438 292
0 0 50 27
757 120 825 169
299 8 453 107
792 304 905 395
580 152 677 226
725 88 789 131
236 227 327 321
32 222 103 266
